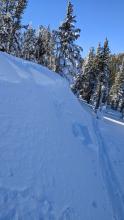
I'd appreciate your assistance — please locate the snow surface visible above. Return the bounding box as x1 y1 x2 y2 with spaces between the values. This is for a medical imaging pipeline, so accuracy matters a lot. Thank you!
104 116 124 126
0 52 123 219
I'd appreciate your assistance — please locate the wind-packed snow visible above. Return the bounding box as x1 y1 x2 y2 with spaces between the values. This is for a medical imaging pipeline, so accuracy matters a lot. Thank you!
0 52 123 219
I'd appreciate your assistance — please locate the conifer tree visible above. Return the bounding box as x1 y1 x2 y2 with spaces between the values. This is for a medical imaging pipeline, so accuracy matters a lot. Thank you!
35 26 46 65
35 26 55 70
94 39 110 110
83 47 96 103
10 0 27 53
110 61 124 111
41 26 55 70
102 38 111 100
72 47 96 102
93 43 104 110
56 0 82 80
21 25 36 61
0 0 27 53
0 0 14 51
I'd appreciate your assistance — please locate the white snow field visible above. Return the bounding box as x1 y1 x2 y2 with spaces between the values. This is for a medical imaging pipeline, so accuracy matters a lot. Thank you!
0 52 123 219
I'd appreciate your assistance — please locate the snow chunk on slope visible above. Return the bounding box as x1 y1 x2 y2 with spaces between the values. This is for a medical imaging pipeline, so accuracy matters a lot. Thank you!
0 52 113 219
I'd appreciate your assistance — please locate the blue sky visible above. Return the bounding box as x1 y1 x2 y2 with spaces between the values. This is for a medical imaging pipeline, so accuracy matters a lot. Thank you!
23 0 124 57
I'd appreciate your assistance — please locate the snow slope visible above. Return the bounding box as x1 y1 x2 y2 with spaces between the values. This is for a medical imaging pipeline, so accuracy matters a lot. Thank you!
0 52 114 219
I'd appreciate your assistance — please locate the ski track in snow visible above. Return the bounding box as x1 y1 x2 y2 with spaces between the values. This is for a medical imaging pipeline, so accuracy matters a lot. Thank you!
92 117 124 220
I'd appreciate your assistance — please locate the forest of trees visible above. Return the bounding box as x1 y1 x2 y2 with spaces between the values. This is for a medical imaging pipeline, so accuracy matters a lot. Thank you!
0 0 124 115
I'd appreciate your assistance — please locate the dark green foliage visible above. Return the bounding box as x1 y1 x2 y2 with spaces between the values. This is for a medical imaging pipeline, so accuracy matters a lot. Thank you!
72 48 96 103
94 39 110 109
35 26 55 70
73 39 111 110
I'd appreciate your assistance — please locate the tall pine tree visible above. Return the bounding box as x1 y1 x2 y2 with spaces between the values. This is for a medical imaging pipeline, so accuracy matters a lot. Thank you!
72 47 96 103
35 25 55 70
56 0 82 80
94 39 110 110
21 24 36 61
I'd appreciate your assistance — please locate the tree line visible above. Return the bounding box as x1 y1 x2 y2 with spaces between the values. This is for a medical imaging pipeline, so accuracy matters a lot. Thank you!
0 0 124 115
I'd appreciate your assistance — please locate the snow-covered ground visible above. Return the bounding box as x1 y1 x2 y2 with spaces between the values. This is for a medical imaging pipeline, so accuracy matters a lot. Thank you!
81 102 124 220
0 52 124 219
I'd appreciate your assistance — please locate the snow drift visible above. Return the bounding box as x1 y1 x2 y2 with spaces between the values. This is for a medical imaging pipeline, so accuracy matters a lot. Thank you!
0 52 113 219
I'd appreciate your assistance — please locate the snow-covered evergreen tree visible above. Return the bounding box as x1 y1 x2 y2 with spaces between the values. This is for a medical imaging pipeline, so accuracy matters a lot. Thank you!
56 0 82 80
94 39 110 110
0 0 14 51
110 61 124 111
102 38 111 101
0 0 27 53
72 47 96 102
83 47 96 103
35 26 55 70
21 25 36 61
